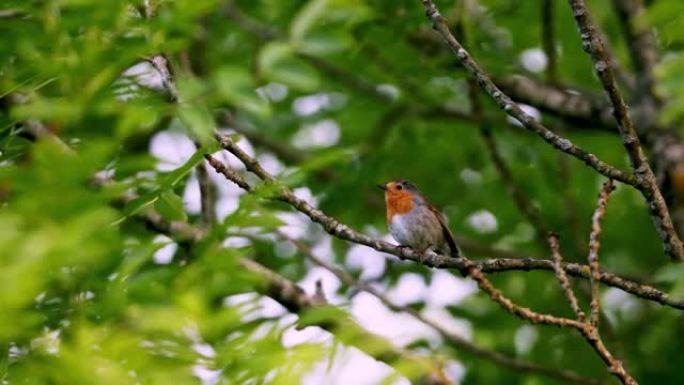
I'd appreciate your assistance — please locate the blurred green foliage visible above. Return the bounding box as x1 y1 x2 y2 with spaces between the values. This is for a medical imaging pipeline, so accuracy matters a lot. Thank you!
2 0 684 384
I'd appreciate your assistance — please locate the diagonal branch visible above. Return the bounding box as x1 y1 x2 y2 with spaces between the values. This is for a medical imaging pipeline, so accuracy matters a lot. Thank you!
611 0 661 117
494 75 616 131
541 0 558 84
588 180 616 326
549 233 586 321
239 258 454 385
417 1 638 187
567 0 684 261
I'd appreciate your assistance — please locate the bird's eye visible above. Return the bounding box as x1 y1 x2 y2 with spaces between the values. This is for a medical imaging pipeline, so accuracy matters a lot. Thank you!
396 184 403 191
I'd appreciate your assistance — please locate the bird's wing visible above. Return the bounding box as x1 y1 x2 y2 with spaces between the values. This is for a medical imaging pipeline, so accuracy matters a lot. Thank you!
428 205 461 258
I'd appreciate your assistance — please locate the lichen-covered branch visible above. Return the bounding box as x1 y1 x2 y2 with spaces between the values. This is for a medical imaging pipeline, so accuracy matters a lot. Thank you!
611 0 661 116
417 1 638 187
567 0 684 261
549 234 586 321
588 181 615 325
541 0 558 84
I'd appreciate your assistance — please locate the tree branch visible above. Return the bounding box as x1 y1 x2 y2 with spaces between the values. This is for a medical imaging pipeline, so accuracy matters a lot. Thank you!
567 0 684 261
611 0 661 117
418 1 638 187
477 257 683 309
588 181 615 325
493 75 615 131
549 233 586 321
541 0 558 84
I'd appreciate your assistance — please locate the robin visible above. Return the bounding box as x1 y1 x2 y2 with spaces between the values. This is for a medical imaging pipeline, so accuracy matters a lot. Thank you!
378 180 461 258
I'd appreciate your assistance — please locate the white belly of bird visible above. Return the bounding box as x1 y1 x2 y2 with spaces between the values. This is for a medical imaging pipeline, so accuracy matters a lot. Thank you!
389 214 411 245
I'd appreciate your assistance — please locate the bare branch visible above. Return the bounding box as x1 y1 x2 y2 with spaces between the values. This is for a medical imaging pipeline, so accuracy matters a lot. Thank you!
541 0 558 84
611 0 661 115
418 1 638 187
494 75 615 131
567 0 684 261
204 154 252 192
477 257 682 309
588 181 616 325
0 8 24 19
148 55 179 102
549 233 586 321
196 159 217 226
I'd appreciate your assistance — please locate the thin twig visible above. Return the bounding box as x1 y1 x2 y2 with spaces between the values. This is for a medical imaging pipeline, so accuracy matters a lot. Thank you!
196 158 217 226
549 233 586 321
0 8 24 19
567 0 684 261
541 0 558 84
611 0 661 116
588 181 615 326
418 1 638 187
476 257 682 309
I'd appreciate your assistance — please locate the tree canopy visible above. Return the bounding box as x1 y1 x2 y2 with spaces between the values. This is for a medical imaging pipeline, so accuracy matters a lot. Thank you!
2 0 684 384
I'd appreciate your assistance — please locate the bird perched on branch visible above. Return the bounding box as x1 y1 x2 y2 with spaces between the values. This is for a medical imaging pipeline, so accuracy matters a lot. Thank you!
378 180 461 258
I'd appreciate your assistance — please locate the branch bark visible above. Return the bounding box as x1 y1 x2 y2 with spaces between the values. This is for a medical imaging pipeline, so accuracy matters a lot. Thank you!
567 0 684 261
587 181 615 326
549 234 586 321
417 1 638 187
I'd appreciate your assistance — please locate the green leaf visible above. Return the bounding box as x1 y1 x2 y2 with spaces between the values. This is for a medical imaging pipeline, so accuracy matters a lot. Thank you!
259 42 320 91
213 66 271 117
177 104 215 145
155 191 187 222
297 305 347 328
290 0 328 41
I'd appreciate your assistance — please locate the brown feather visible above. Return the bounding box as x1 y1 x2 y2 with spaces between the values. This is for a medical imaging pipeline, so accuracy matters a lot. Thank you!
428 205 461 258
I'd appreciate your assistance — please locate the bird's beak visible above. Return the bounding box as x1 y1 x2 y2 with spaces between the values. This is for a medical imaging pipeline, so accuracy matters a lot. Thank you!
377 184 387 191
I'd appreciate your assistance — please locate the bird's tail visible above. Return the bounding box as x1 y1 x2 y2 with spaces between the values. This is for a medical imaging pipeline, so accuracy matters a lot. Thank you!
441 226 462 259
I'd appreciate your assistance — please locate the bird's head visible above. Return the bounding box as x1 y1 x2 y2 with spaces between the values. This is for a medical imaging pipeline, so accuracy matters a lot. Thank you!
377 180 420 216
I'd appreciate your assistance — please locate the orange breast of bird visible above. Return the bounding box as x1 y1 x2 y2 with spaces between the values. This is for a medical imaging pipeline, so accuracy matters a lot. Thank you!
385 190 415 222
